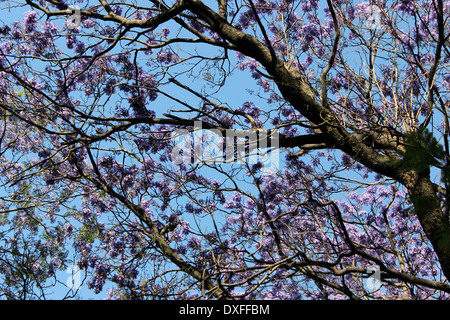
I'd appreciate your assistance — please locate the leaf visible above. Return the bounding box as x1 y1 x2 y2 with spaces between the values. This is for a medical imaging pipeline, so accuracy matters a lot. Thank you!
79 223 99 243
397 128 445 172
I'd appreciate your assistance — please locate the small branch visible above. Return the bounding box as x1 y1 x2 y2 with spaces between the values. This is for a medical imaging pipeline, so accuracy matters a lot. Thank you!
320 0 341 108
218 0 227 18
26 0 189 29
248 0 277 67
420 0 444 129
168 77 258 128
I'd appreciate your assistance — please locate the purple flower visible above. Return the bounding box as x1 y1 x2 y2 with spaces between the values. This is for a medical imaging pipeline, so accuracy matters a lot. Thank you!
238 9 256 29
187 236 202 249
161 27 170 37
301 0 319 12
112 5 122 15
49 258 62 272
185 203 195 213
74 41 86 53
64 222 74 236
189 19 207 33
236 58 257 71
0 25 10 36
23 11 38 33
0 41 13 54
157 50 179 64
301 22 319 42
138 73 158 101
66 35 77 49
258 78 271 92
224 192 243 209
301 55 313 69
42 21 57 35
341 153 353 167
238 101 260 118
82 19 95 29
10 22 22 40
420 52 434 64
395 1 417 14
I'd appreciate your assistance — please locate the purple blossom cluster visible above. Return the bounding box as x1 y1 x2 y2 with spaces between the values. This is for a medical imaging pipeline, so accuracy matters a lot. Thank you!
23 10 38 33
1 0 450 301
215 161 447 299
156 49 179 65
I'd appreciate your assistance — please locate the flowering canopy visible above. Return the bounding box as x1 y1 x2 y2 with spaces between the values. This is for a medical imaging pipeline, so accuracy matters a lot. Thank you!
0 0 450 300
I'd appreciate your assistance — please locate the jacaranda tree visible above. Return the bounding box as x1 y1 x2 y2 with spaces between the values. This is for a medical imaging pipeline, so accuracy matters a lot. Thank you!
1 0 450 300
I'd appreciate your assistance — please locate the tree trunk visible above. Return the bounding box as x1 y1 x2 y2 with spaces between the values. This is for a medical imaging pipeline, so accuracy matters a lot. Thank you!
402 169 450 281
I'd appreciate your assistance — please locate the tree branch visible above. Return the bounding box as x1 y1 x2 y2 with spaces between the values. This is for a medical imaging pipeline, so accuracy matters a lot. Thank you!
320 0 341 108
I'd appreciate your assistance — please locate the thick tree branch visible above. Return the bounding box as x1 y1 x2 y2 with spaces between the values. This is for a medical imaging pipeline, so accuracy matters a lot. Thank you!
183 0 401 179
26 0 190 29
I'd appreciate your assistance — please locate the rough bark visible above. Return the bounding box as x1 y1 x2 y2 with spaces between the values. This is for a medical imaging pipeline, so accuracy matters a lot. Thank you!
400 170 450 281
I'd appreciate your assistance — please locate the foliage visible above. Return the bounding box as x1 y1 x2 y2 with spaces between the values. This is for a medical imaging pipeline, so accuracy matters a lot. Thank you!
0 0 450 300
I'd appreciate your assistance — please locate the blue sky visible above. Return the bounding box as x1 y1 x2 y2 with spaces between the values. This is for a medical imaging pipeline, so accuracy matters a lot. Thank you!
0 0 373 299
1 0 444 299
0 0 280 299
